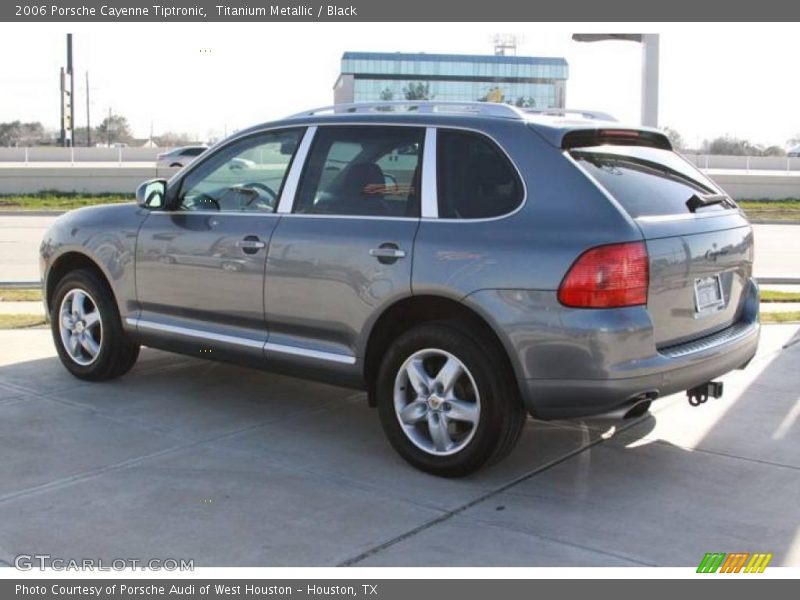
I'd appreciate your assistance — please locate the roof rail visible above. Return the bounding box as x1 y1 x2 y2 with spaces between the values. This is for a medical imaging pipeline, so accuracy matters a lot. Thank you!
286 102 618 123
287 101 524 120
522 108 618 122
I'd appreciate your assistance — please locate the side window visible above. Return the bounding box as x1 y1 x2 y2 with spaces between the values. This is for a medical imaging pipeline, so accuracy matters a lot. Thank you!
294 126 424 217
182 147 206 157
437 130 523 219
178 129 303 213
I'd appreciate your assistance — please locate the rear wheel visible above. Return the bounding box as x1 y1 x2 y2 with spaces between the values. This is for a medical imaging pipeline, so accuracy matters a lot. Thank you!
376 322 525 477
51 269 140 381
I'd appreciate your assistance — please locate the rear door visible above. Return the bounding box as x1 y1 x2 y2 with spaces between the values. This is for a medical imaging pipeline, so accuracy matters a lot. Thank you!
571 145 754 347
264 125 424 373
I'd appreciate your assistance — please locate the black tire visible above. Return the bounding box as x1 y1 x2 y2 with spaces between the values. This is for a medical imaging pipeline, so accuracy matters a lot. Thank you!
50 268 140 381
376 322 526 477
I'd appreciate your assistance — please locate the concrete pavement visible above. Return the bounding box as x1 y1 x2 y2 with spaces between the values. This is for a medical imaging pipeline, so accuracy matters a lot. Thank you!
1 214 799 282
0 324 797 567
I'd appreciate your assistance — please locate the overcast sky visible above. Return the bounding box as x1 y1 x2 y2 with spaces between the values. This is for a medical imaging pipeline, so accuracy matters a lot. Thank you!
1 22 798 147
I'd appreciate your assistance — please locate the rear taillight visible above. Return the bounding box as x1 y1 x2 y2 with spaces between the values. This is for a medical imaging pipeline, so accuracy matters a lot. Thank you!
558 241 649 308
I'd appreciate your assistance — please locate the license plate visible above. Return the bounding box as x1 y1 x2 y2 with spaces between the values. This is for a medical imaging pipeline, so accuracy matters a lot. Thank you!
694 275 725 313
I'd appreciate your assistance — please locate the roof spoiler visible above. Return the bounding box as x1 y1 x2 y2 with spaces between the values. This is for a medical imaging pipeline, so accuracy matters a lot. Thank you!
562 128 672 151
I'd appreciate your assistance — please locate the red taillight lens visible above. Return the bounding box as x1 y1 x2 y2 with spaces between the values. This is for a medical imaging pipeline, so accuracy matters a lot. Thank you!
558 241 649 308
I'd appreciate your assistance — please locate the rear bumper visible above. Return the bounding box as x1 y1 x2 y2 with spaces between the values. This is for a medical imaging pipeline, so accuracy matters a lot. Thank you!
521 319 759 419
463 278 761 420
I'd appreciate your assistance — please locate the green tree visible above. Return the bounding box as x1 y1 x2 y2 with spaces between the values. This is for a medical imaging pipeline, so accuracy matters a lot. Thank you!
760 145 786 157
513 96 536 108
95 113 133 146
0 121 49 146
379 88 394 102
702 135 785 157
662 126 685 151
403 82 433 101
153 131 192 147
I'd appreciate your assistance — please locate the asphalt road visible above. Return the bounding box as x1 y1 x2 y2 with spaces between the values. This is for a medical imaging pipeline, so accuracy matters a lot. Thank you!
0 214 798 283
0 324 797 566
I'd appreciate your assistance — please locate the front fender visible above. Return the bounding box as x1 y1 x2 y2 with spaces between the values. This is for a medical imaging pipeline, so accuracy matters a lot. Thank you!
40 203 147 321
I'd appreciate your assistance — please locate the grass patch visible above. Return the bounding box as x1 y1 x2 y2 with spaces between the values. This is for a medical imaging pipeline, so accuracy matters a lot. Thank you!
738 200 800 222
761 290 800 303
0 314 47 329
0 192 132 211
0 288 42 302
761 311 800 323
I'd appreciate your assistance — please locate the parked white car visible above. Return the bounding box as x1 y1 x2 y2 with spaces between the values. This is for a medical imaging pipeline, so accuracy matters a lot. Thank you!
156 146 207 169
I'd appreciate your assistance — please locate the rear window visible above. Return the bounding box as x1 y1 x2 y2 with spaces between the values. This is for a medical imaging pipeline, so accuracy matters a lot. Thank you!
437 130 523 219
571 146 731 218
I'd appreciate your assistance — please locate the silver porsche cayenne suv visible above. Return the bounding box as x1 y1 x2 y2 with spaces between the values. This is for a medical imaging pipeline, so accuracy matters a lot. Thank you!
40 102 760 476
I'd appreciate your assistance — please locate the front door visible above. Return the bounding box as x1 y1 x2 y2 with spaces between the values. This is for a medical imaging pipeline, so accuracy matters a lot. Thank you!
134 128 305 360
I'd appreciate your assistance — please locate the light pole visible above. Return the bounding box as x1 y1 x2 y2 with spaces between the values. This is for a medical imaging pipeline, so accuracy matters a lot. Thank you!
572 33 660 128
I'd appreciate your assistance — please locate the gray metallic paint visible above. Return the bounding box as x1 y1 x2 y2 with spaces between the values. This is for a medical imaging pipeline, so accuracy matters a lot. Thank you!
41 203 146 322
40 111 761 420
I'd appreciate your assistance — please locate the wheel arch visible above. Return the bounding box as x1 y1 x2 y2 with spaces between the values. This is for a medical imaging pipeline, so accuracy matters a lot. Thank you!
45 251 116 315
363 294 521 407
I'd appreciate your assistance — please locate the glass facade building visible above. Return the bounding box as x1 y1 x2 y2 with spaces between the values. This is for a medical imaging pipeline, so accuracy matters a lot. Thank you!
334 52 568 108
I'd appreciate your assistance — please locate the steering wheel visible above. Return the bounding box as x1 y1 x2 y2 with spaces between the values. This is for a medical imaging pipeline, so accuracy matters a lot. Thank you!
241 182 278 207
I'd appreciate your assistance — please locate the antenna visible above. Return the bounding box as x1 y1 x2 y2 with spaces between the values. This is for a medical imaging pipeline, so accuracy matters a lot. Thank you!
491 34 524 56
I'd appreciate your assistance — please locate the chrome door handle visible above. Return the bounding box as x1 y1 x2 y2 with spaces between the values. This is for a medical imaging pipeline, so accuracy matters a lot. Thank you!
236 240 266 249
236 236 266 255
369 244 406 265
369 248 406 259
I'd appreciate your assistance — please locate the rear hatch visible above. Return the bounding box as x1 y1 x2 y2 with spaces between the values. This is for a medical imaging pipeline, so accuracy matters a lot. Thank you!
570 142 754 347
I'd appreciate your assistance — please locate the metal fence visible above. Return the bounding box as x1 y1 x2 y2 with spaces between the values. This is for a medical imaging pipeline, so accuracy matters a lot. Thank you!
0 148 798 170
0 146 170 163
682 154 800 172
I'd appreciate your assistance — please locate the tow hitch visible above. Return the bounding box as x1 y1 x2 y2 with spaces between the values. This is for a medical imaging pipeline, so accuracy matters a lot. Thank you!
687 381 724 406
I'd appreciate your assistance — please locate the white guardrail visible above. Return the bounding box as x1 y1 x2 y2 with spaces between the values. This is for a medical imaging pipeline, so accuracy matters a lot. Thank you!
0 147 169 163
1 165 799 199
1 148 799 170
0 154 799 199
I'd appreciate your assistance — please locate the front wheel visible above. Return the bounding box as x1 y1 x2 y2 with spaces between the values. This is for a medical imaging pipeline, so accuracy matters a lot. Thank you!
376 323 525 477
51 269 140 381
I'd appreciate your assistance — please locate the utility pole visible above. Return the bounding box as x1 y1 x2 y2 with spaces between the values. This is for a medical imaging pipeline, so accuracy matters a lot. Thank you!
85 71 91 147
59 34 75 147
67 34 74 146
640 34 660 129
572 33 660 128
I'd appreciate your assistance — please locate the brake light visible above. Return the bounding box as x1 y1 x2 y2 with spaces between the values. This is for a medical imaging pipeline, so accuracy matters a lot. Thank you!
558 242 649 308
599 129 641 138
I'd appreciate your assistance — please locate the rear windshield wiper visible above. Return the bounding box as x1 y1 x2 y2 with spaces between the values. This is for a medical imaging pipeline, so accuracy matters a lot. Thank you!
686 193 733 213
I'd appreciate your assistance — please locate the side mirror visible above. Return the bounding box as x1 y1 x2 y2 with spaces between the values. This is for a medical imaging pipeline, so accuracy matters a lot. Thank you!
136 178 167 209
